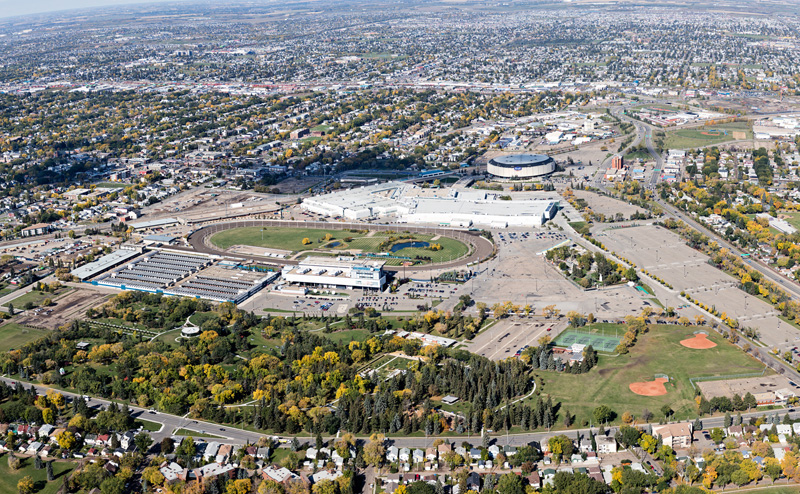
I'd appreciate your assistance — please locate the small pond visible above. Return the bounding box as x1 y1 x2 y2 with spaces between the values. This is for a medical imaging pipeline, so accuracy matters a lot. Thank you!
390 241 429 252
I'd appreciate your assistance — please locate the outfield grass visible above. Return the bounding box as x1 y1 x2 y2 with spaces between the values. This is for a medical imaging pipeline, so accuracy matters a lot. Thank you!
210 227 469 264
535 324 767 427
0 323 47 352
0 455 74 494
663 121 752 149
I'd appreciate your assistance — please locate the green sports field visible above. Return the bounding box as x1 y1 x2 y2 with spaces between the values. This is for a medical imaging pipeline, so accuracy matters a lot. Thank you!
663 121 752 149
553 326 622 353
535 324 767 427
210 227 469 265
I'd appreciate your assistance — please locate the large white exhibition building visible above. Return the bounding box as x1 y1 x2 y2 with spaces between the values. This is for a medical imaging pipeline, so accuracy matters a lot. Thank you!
302 181 559 228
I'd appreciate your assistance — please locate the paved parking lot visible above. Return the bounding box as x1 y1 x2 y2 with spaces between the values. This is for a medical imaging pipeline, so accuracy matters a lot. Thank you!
466 317 567 360
597 223 800 351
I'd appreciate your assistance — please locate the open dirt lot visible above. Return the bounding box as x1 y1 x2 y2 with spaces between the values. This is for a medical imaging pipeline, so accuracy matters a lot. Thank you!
573 190 646 219
16 289 110 330
276 176 327 194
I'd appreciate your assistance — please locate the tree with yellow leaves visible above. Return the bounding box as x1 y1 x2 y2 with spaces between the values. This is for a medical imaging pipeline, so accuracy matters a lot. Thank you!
702 465 717 489
227 479 253 494
17 476 34 494
56 430 76 450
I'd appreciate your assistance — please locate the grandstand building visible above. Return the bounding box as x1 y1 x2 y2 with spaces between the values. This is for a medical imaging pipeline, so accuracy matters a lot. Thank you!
280 257 386 290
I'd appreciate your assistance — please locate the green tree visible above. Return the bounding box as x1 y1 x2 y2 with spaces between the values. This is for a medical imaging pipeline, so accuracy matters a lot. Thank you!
709 428 724 444
496 473 524 494
731 469 750 487
134 432 152 453
311 479 337 494
100 477 126 494
593 405 614 424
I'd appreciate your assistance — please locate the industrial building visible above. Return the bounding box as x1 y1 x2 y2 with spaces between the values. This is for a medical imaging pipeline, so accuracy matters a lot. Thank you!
71 245 144 281
301 181 559 228
280 257 386 290
487 154 556 179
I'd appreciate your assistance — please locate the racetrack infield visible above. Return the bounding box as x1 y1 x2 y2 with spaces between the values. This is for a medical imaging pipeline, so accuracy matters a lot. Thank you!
186 219 495 272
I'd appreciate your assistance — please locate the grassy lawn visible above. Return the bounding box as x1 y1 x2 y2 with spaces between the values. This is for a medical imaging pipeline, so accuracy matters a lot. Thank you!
663 121 752 149
173 428 221 438
569 222 591 236
248 331 283 351
188 311 218 326
9 288 70 310
92 182 128 188
624 149 653 161
135 418 163 432
322 329 372 344
0 323 47 352
0 286 17 297
211 227 468 264
211 226 345 250
261 308 301 314
0 455 74 494
271 447 294 463
535 324 767 427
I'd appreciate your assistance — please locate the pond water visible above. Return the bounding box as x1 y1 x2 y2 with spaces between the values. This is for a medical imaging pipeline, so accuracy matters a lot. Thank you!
326 241 342 248
390 241 429 252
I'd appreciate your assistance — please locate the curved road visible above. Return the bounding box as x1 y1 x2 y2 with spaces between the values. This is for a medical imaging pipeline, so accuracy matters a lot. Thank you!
186 219 496 272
